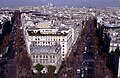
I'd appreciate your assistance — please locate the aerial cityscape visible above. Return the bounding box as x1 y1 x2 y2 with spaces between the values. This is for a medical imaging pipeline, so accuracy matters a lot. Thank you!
0 0 120 78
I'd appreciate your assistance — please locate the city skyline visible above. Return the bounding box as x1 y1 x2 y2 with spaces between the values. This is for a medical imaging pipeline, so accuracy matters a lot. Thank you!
0 0 120 8
0 1 120 78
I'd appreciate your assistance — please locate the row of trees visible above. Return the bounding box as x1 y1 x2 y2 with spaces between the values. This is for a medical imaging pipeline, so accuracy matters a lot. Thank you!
15 51 32 78
66 17 112 78
12 12 33 78
91 17 113 77
58 18 91 78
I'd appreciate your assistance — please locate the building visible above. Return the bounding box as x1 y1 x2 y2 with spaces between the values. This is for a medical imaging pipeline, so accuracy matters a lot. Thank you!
109 40 120 52
104 21 120 77
20 12 82 74
103 21 120 53
0 14 12 34
21 13 81 74
26 25 72 60
21 14 74 60
30 44 62 73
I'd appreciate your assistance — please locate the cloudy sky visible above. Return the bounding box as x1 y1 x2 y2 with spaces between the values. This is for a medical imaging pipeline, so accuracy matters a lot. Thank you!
0 0 120 7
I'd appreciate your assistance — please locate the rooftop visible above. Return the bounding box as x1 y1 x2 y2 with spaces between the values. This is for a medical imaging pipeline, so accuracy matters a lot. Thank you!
30 45 61 54
27 30 68 36
104 22 120 28
36 22 50 28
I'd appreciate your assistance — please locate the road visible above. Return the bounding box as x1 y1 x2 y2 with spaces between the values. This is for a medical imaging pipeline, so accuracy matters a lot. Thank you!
59 16 112 78
3 11 22 78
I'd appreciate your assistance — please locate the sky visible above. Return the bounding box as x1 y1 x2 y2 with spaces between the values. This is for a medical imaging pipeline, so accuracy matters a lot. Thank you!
0 0 120 8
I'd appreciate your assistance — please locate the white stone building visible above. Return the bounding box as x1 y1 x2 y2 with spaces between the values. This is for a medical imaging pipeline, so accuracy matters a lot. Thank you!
109 41 120 52
103 22 120 53
30 44 61 73
26 26 72 60
108 30 120 53
21 13 81 60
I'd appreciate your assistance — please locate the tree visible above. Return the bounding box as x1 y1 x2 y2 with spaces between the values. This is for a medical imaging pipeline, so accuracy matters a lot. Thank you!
47 65 56 74
35 64 43 73
0 35 9 53
15 50 32 78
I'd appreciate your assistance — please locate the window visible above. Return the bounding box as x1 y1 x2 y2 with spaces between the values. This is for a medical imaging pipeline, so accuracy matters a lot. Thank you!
46 56 48 58
53 56 55 58
40 55 42 58
50 56 52 58
35 38 37 40
50 60 52 63
32 59 35 63
43 60 45 63
53 60 55 63
43 56 45 58
63 39 64 41
48 42 50 45
36 55 38 58
38 38 40 40
62 54 64 56
46 59 48 63
40 59 42 63
63 45 64 47
33 55 35 58
36 60 38 63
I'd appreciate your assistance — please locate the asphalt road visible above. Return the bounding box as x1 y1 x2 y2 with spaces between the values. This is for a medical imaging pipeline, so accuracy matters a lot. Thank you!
4 12 22 78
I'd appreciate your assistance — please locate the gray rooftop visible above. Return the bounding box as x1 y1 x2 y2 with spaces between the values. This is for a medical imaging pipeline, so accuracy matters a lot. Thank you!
104 23 120 28
30 45 61 54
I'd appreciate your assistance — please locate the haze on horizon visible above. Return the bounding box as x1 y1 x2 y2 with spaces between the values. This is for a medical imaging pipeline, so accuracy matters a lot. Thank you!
0 0 120 8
